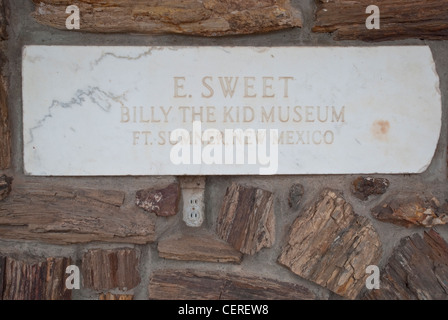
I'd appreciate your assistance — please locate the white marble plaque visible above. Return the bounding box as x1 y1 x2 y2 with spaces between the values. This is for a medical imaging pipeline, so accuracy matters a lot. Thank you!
23 46 441 175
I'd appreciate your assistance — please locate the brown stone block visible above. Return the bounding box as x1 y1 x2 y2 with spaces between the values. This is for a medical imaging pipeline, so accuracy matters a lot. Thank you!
0 184 155 244
99 293 134 300
371 193 448 228
158 231 243 264
149 269 316 300
351 176 389 201
278 189 382 299
364 229 448 300
217 183 275 255
136 182 180 217
313 0 448 41
2 256 71 300
0 71 9 170
82 248 140 291
31 0 302 36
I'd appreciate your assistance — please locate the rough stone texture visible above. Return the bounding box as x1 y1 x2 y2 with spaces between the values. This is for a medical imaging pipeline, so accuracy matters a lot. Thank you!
0 0 9 170
0 0 7 40
31 0 302 37
371 193 448 228
2 256 71 300
99 293 134 300
351 176 390 201
136 182 180 217
278 189 382 300
0 255 4 299
313 0 448 41
0 174 11 201
0 183 156 244
364 230 448 300
82 248 140 291
158 231 243 264
288 183 304 210
149 269 316 300
0 71 8 170
217 183 275 255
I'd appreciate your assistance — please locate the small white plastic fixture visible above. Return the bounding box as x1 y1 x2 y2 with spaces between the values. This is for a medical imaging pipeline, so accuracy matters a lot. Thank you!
181 177 206 227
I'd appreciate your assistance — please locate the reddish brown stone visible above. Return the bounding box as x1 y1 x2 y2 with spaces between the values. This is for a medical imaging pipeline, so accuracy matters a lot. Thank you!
371 193 448 228
149 269 316 300
2 256 71 300
82 248 140 291
158 231 243 264
0 0 8 40
313 0 448 41
217 183 275 255
288 183 304 210
0 183 155 244
364 230 448 300
0 56 9 170
136 182 180 217
31 0 302 36
0 175 12 201
99 293 133 300
278 189 382 300
351 176 389 201
0 255 5 299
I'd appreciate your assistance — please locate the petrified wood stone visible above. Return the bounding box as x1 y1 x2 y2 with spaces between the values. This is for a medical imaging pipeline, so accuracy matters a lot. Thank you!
158 231 243 264
136 182 180 217
278 189 382 300
0 0 7 40
82 248 140 291
99 293 134 300
0 175 11 201
371 193 448 228
149 269 316 300
0 256 4 299
288 183 304 210
0 183 155 244
364 230 448 300
313 0 448 41
351 176 389 201
2 257 71 300
31 0 302 36
0 60 9 170
217 183 275 255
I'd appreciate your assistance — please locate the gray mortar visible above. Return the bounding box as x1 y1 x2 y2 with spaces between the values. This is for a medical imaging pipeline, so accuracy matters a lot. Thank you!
0 0 447 300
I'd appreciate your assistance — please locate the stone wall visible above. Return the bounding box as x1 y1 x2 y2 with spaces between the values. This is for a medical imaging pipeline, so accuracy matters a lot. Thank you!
0 0 447 300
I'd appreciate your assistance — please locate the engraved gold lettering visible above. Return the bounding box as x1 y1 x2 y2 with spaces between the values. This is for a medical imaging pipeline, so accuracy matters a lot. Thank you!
174 77 187 98
121 106 130 123
219 77 239 98
224 107 234 123
305 106 315 122
324 131 334 144
161 106 172 123
317 106 328 123
244 77 256 98
279 76 294 98
278 106 290 123
262 106 275 123
207 106 216 123
332 106 345 122
243 106 255 123
202 76 214 98
263 77 275 98
293 106 302 122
